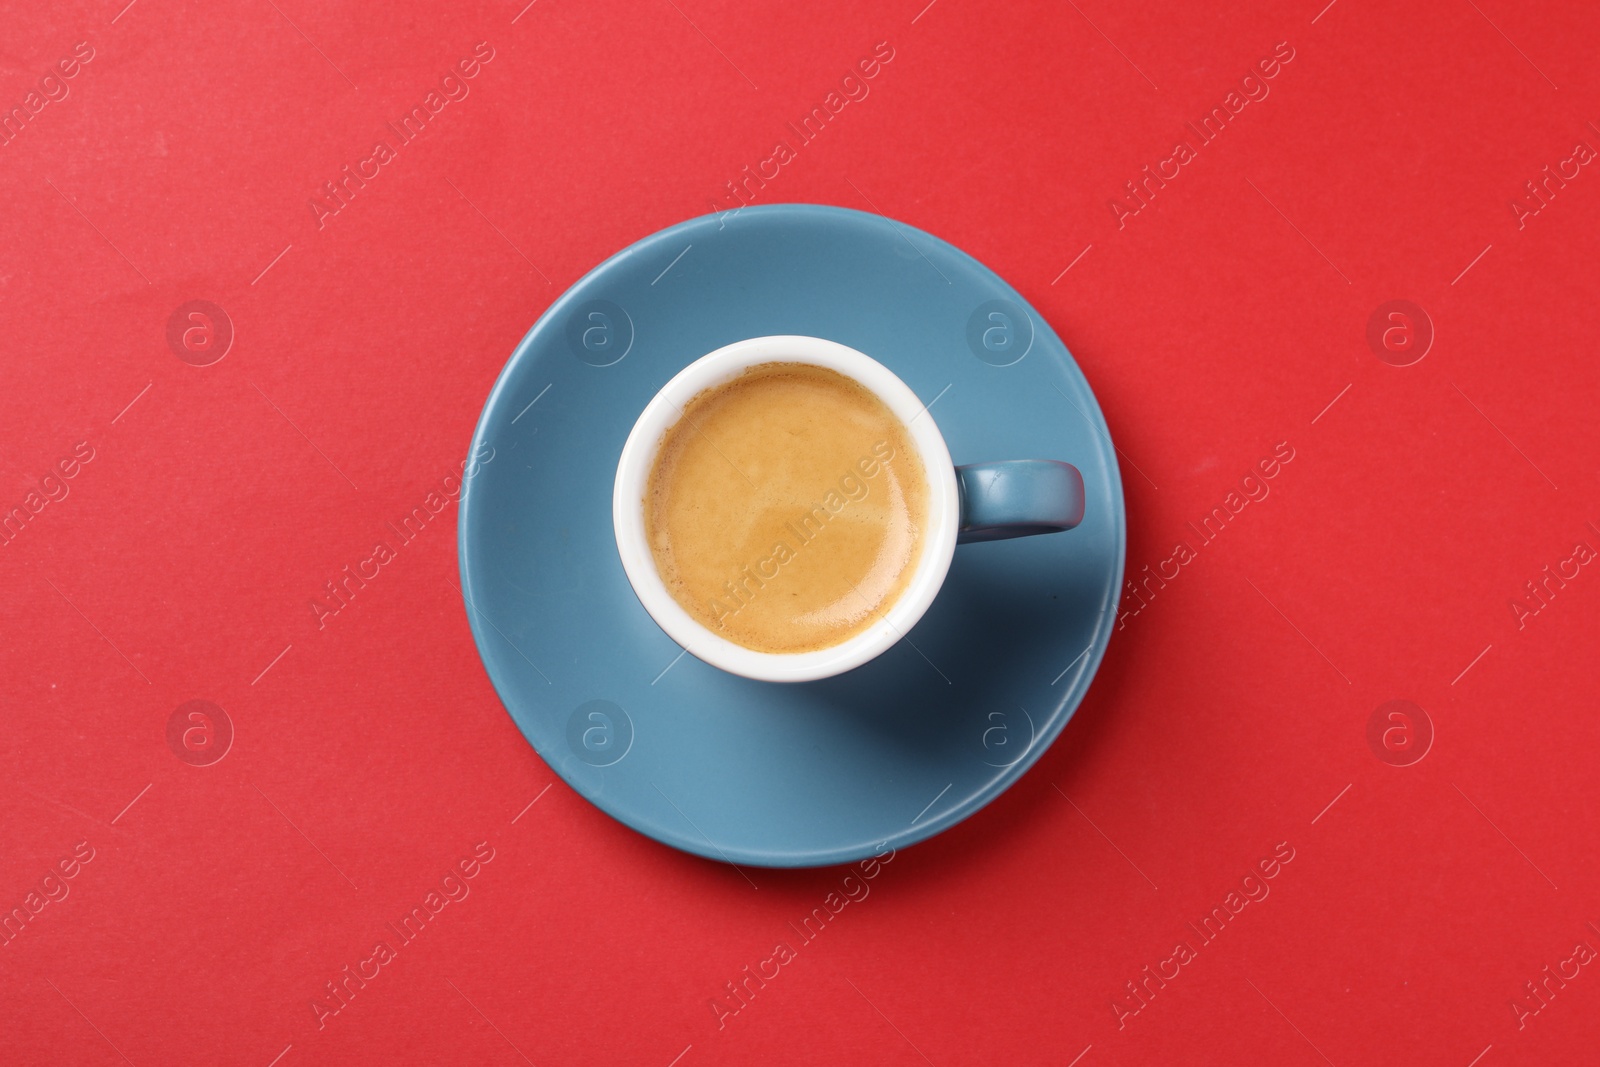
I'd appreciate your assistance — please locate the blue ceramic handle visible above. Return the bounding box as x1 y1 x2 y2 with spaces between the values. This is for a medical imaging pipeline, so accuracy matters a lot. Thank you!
956 460 1085 544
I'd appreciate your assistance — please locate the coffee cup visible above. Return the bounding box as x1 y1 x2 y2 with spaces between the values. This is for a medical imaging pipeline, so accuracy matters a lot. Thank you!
613 335 1084 682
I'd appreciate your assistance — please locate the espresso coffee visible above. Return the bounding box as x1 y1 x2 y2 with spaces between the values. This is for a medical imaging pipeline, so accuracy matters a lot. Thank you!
644 362 928 654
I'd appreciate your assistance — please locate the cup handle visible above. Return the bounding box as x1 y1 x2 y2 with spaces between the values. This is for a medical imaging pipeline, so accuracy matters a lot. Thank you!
955 460 1085 544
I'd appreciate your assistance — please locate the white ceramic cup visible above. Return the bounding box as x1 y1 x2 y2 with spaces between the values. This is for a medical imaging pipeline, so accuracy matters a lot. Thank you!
612 335 961 683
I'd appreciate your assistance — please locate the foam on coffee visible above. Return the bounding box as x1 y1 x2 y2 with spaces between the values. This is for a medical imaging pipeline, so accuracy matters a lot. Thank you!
644 362 928 655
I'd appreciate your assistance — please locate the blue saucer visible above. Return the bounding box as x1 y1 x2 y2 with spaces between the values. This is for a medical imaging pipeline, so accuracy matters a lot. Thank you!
459 204 1125 868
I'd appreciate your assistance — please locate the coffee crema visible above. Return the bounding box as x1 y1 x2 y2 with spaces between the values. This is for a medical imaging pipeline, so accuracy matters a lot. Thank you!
644 362 928 655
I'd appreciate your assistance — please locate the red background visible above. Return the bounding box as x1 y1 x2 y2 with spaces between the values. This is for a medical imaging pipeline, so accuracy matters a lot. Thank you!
4 0 1599 1063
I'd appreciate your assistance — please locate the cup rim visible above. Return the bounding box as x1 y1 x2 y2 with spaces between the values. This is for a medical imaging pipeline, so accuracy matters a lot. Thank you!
612 335 960 683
